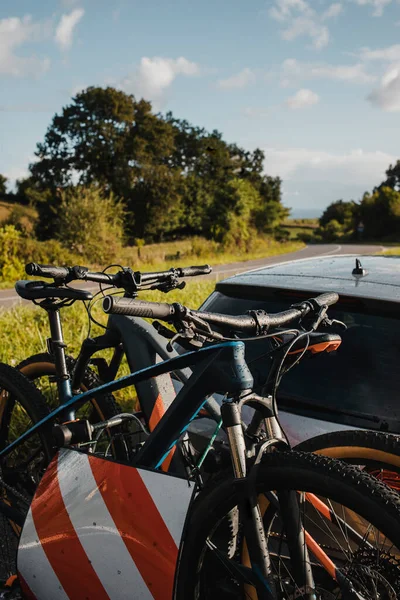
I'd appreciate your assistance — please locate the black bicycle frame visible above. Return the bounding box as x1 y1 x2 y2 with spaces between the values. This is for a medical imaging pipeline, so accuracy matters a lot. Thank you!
72 312 223 429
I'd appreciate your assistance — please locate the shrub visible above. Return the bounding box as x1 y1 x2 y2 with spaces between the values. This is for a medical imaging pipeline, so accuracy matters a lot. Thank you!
56 186 125 264
0 226 24 281
4 204 38 237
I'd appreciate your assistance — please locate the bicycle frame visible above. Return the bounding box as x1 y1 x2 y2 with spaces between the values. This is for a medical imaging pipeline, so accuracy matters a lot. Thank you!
0 340 253 465
6 329 375 597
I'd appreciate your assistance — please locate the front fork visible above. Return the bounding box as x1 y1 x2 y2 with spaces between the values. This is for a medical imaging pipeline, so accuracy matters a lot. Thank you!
222 401 276 600
221 397 317 600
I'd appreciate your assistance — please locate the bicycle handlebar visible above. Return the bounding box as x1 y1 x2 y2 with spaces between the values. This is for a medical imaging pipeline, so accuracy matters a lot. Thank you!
313 292 339 308
25 262 212 289
177 265 212 277
26 263 72 279
103 296 174 319
102 292 339 332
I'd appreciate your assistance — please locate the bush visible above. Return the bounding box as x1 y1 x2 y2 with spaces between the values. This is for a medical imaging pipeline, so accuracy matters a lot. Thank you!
296 231 316 243
4 204 38 237
56 186 125 264
0 226 24 281
317 219 344 242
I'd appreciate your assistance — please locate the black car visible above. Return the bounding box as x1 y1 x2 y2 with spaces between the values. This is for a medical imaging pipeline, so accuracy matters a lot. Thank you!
200 255 400 446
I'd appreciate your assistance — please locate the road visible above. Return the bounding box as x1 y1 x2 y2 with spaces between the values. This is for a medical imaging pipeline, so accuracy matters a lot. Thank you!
0 243 385 310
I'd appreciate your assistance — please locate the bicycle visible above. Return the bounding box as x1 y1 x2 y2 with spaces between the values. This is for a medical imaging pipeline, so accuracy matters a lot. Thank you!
3 286 400 598
16 262 400 490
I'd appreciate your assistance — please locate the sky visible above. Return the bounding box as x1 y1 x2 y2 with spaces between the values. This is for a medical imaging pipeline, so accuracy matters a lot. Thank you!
1 0 400 217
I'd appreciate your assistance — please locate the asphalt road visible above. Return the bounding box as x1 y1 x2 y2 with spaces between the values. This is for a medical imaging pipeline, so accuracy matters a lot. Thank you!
0 243 385 310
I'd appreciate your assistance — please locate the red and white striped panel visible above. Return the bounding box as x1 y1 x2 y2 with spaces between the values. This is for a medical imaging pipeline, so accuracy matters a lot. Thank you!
18 448 194 600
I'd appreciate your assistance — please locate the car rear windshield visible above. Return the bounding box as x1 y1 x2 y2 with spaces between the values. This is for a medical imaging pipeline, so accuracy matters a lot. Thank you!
202 291 400 432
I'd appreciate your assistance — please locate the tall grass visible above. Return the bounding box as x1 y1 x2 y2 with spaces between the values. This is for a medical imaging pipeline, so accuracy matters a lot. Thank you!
0 281 216 410
381 247 400 256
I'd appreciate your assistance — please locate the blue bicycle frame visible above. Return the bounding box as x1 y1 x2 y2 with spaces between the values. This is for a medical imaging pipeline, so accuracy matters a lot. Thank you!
0 341 254 470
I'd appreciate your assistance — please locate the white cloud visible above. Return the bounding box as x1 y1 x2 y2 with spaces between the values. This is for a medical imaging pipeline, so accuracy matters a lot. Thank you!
0 15 50 76
55 8 84 50
281 58 376 85
358 44 400 62
286 88 319 108
282 18 329 49
3 162 31 187
262 147 395 187
368 66 400 111
217 68 255 89
351 0 392 17
120 56 200 108
355 45 400 110
269 0 342 49
322 3 343 19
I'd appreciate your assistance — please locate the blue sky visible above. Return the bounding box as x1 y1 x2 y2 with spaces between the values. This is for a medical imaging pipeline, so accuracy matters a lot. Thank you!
1 0 400 216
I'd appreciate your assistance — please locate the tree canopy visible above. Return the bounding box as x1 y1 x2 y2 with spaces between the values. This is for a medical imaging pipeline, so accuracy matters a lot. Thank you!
0 175 7 196
317 162 400 242
26 86 287 244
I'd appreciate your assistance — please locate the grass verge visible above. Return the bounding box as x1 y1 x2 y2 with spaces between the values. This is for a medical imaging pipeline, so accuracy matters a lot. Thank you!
0 281 216 410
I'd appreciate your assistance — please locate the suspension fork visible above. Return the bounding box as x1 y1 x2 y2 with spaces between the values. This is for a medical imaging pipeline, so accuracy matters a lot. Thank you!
278 491 318 600
221 401 277 599
234 392 317 599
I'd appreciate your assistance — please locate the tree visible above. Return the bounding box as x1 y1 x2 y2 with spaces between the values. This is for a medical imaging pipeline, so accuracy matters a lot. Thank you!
31 87 137 191
378 160 400 192
0 175 7 196
319 200 358 231
30 87 177 239
360 186 400 239
30 86 288 243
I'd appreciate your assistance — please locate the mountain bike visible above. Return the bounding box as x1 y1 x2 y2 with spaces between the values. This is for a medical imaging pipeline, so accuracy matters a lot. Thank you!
16 262 400 491
3 286 400 598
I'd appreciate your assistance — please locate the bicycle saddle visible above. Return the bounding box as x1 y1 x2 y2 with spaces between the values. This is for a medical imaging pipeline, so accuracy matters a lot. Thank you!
15 280 93 301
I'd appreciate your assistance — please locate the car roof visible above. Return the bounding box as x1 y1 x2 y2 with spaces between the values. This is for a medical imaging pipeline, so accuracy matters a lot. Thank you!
216 255 400 303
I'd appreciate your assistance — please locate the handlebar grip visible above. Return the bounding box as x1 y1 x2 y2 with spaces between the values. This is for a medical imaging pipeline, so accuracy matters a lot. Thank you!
25 263 70 279
102 296 174 319
178 265 212 277
314 292 339 308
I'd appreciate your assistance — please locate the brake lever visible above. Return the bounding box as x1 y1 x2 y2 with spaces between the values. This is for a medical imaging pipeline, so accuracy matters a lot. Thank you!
322 317 347 330
157 280 186 293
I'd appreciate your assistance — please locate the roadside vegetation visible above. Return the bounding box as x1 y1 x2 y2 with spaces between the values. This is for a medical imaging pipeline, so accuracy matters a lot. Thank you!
0 86 306 287
294 162 400 245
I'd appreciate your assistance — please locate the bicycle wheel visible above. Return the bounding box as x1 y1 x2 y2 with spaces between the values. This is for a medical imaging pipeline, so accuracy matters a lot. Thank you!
295 430 400 491
0 363 53 583
177 450 400 599
18 352 121 422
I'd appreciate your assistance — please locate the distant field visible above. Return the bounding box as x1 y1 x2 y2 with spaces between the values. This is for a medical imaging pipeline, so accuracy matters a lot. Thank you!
283 218 318 228
282 218 318 240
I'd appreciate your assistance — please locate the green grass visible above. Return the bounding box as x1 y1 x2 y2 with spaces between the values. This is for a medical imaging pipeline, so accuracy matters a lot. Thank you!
0 281 216 410
283 218 318 228
381 247 400 255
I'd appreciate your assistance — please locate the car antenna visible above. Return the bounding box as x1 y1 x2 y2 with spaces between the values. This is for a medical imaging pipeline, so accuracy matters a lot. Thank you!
352 258 367 277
